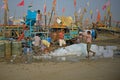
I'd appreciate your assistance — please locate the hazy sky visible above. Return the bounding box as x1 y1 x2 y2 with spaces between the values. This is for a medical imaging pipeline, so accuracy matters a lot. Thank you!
0 0 120 23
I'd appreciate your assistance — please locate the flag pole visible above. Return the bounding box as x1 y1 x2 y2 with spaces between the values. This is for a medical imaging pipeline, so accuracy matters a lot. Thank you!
74 0 77 26
44 0 48 38
0 6 1 24
3 0 8 25
48 0 56 27
13 8 16 21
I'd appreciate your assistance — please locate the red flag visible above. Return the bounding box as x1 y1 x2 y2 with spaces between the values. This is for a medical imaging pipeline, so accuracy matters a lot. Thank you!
62 7 65 13
17 0 24 6
102 4 106 10
74 0 76 8
102 0 110 10
44 3 46 14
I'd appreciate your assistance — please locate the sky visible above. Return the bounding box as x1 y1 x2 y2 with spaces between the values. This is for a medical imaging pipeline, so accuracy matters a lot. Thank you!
0 0 120 24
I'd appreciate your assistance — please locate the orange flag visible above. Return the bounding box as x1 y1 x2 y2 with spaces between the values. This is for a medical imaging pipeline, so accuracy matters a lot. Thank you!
52 0 56 10
53 0 56 6
17 0 24 6
97 11 101 22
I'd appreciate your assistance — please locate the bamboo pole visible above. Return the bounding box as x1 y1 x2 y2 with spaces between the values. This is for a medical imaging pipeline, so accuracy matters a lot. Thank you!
4 4 8 25
48 9 53 27
3 0 8 25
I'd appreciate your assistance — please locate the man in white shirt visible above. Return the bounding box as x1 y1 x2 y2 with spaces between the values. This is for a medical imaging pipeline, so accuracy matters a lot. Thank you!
32 34 41 54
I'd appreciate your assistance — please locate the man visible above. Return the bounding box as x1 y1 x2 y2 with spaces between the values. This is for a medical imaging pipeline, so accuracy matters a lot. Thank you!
36 10 42 26
36 10 42 31
86 31 96 58
58 29 66 47
24 26 30 39
32 34 41 54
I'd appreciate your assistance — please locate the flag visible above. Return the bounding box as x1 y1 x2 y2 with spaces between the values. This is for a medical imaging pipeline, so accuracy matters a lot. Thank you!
106 0 110 7
96 11 101 22
53 0 56 6
87 1 90 7
106 0 111 14
62 7 65 13
74 0 76 8
28 3 32 8
78 8 81 14
96 8 99 13
84 7 87 13
1 4 5 9
52 0 56 10
44 3 47 14
3 0 9 11
17 0 24 6
102 0 110 10
90 10 93 15
90 10 93 19
102 4 106 10
107 5 110 14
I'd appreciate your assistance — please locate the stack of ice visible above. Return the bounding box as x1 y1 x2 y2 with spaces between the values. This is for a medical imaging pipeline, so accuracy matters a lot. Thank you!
49 43 87 57
50 43 117 58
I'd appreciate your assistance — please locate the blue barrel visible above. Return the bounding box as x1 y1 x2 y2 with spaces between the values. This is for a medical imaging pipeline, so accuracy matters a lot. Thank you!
91 29 96 39
46 37 51 43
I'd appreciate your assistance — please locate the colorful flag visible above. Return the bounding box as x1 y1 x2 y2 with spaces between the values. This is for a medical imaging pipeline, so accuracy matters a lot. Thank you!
28 3 32 8
96 8 99 13
106 0 110 7
107 6 110 14
53 0 56 6
106 0 111 14
90 10 93 15
17 0 24 7
90 10 93 19
1 4 5 9
87 1 90 7
52 0 56 11
102 0 110 10
44 3 47 14
102 4 106 10
74 0 76 8
3 0 9 11
62 7 65 13
96 11 101 22
78 8 81 14
84 7 87 13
